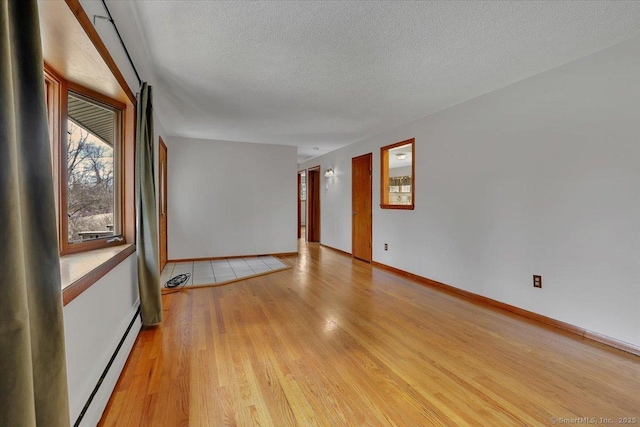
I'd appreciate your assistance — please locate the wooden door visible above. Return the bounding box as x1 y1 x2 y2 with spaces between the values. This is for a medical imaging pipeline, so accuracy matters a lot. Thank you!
307 167 321 242
297 171 302 239
159 137 168 271
352 153 372 261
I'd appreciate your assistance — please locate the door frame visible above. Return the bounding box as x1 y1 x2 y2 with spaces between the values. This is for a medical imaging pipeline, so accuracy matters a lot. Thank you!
307 165 321 242
352 153 373 262
158 137 168 271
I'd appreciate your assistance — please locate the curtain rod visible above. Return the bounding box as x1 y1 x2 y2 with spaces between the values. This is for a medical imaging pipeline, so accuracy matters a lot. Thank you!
95 0 142 87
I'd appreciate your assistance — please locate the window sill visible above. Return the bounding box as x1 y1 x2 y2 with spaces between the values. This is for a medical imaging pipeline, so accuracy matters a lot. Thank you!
380 204 415 210
61 243 136 306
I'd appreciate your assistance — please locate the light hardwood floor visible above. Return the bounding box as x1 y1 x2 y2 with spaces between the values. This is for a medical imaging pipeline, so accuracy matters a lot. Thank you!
99 242 640 426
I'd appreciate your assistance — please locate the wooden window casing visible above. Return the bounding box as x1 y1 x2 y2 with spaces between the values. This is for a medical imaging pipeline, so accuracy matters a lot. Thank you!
44 63 135 255
380 138 415 210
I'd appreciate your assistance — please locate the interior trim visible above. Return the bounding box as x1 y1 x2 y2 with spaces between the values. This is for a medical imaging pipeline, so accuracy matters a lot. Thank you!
371 260 640 357
320 244 352 258
64 0 136 103
62 244 136 306
73 305 141 427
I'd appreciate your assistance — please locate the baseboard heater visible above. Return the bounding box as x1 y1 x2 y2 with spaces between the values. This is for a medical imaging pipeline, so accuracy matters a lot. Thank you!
74 305 141 427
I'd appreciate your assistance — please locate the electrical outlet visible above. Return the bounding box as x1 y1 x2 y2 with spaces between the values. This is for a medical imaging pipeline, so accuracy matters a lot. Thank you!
384 243 388 251
533 275 542 288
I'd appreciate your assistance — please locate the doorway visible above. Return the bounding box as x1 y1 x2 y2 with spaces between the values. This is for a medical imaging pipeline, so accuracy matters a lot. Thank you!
298 170 306 239
159 137 168 271
352 153 372 262
307 166 321 242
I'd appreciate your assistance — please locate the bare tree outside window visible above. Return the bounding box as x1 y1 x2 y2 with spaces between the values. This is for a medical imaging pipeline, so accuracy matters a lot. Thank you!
66 120 115 242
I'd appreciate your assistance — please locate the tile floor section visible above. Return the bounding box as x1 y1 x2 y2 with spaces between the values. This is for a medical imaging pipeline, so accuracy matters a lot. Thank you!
160 256 288 288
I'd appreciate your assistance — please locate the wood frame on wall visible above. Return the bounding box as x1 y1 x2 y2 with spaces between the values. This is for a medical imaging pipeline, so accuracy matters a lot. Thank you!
307 166 321 242
48 73 135 255
380 138 415 210
352 153 373 262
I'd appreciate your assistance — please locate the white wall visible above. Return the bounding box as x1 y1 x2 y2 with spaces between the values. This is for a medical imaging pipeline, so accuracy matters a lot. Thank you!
167 137 298 259
66 2 170 424
299 37 640 347
63 254 140 426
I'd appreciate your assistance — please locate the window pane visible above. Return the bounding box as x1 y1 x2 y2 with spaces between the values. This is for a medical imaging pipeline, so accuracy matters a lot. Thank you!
381 139 414 209
388 143 412 205
66 93 117 243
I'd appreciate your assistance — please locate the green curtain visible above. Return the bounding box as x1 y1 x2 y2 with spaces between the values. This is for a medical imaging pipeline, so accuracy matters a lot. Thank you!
136 83 163 325
0 0 70 426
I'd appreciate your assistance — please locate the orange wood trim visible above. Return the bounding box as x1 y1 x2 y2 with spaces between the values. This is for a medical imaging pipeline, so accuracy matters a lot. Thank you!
64 0 137 104
583 330 640 357
351 153 373 262
307 166 321 242
297 171 302 239
63 244 136 306
371 260 640 357
380 138 415 210
158 137 168 271
58 77 134 255
320 244 351 257
44 64 63 236
122 102 136 245
67 81 128 111
168 252 299 263
58 77 70 254
379 204 415 210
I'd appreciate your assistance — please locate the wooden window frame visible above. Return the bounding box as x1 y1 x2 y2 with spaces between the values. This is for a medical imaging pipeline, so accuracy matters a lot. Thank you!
44 62 136 256
380 138 415 210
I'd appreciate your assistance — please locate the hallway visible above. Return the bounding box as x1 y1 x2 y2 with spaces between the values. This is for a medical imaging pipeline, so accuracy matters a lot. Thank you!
100 242 640 426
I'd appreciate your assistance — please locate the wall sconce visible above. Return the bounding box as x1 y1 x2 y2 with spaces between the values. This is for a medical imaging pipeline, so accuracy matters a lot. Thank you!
324 168 334 177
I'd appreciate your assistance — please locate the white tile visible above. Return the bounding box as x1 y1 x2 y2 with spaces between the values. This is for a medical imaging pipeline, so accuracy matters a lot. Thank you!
246 260 267 266
193 270 214 279
213 268 234 276
251 266 271 274
172 267 192 275
193 276 216 285
193 261 212 267
267 260 285 267
235 270 254 278
193 265 214 272
175 261 193 267
215 275 235 283
211 260 230 265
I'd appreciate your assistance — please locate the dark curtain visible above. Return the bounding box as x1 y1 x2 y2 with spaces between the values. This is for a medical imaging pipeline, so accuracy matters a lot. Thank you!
136 83 163 325
0 0 70 426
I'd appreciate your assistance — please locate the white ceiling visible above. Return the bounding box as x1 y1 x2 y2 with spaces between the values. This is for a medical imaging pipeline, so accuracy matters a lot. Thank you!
102 1 640 160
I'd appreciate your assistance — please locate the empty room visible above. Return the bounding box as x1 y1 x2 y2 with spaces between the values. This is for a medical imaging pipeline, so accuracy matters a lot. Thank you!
1 0 639 426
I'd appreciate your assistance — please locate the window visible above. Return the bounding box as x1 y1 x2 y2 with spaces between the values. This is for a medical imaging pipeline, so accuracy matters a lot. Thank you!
44 65 134 255
65 91 121 245
380 138 415 210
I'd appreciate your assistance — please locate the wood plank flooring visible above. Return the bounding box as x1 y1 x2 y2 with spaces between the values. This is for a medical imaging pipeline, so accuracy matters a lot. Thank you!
99 242 640 426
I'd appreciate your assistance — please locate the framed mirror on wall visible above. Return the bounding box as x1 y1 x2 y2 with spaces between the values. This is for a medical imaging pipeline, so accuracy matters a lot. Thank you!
380 138 415 210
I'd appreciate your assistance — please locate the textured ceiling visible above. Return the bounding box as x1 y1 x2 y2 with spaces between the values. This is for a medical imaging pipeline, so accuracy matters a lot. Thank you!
103 1 640 159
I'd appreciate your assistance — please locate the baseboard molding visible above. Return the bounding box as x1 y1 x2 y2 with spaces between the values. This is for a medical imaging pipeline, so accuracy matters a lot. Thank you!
320 244 352 257
371 261 640 357
169 252 298 263
74 305 142 426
